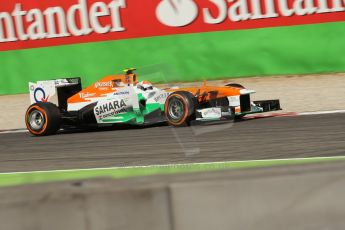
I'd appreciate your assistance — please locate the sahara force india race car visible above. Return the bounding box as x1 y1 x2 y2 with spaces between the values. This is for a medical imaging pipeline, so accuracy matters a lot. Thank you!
25 68 281 136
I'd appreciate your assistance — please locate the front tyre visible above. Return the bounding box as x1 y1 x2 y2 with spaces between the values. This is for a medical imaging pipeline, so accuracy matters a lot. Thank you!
165 91 196 127
25 102 61 136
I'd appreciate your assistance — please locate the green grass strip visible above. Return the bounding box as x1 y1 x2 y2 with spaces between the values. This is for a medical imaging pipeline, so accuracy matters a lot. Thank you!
2 21 345 95
0 156 345 188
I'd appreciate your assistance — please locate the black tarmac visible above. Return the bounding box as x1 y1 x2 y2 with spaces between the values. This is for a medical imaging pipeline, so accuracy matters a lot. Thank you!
0 113 344 173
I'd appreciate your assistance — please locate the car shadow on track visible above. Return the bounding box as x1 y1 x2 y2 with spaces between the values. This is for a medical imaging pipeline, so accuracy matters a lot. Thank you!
52 115 280 136
57 122 169 136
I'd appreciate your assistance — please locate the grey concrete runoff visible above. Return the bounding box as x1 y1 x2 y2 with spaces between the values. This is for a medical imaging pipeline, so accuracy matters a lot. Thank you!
1 160 345 230
0 113 345 172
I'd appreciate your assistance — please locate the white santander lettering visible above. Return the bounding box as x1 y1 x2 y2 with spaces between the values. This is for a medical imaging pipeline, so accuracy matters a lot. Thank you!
67 0 92 36
90 2 111 34
158 0 345 26
203 0 227 24
0 0 127 43
0 11 17 42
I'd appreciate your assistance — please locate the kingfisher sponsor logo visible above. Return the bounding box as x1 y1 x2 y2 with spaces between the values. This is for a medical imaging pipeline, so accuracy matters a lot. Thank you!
79 92 96 98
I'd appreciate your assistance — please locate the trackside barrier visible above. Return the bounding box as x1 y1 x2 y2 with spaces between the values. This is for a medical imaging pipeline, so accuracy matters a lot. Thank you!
1 161 345 230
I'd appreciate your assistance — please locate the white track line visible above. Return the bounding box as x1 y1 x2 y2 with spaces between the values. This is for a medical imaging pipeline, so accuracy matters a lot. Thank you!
245 112 298 119
299 109 345 116
1 156 345 175
0 129 27 134
1 109 345 135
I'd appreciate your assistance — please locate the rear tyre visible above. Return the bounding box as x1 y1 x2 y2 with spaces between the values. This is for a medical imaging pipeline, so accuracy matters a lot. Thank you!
165 91 196 127
25 102 61 136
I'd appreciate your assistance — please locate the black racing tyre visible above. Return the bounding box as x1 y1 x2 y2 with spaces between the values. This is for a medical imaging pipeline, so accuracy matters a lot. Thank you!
25 102 61 136
165 91 196 127
225 83 245 89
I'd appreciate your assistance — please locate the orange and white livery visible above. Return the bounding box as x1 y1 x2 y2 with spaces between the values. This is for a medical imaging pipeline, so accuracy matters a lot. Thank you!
25 68 281 136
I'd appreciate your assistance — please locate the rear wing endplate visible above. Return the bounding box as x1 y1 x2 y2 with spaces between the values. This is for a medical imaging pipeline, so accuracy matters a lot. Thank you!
29 78 81 107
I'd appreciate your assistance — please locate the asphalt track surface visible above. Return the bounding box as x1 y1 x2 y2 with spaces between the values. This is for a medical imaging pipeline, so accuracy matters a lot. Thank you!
0 113 344 173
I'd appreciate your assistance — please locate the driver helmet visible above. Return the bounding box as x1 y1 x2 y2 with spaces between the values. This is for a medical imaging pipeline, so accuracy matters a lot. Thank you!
137 81 153 91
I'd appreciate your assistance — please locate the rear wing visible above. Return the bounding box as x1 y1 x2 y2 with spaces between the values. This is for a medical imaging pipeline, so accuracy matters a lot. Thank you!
29 78 82 110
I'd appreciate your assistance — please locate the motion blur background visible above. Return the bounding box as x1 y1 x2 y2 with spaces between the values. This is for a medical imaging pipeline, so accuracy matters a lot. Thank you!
0 1 345 229
0 0 345 94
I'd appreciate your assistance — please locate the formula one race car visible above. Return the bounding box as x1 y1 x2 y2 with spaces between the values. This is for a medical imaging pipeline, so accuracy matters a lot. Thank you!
25 68 281 136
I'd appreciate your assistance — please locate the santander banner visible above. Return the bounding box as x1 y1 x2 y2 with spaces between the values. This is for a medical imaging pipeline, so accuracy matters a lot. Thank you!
0 0 344 51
